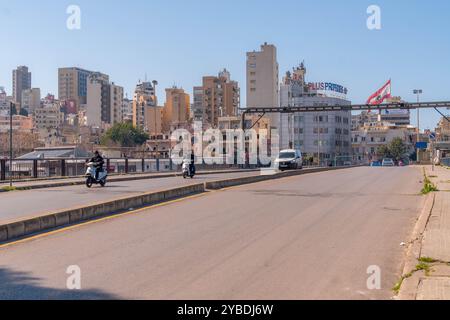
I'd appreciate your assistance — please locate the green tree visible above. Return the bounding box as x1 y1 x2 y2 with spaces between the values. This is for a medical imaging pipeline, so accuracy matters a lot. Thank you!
378 138 407 161
388 137 407 161
377 145 391 159
101 122 149 147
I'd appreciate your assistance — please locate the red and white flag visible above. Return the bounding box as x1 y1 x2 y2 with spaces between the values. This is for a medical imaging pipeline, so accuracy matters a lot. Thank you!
366 80 392 105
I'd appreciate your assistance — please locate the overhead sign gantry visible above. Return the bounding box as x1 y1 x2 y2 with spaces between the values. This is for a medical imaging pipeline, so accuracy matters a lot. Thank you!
240 101 450 129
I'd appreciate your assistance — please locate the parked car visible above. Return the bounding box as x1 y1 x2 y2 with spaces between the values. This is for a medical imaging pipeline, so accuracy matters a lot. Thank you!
274 149 303 170
382 158 395 167
370 161 382 167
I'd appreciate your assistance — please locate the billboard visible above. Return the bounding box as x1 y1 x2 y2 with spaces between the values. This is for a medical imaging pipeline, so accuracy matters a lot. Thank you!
307 82 348 98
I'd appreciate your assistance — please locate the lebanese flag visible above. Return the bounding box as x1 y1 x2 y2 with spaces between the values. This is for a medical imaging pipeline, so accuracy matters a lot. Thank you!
366 80 392 105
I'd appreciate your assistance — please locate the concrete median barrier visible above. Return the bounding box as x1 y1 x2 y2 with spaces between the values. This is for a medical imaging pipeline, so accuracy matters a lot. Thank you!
205 166 359 190
0 183 205 243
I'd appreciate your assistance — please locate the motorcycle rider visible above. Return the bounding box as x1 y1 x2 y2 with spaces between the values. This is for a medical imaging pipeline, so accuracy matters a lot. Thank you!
89 150 104 180
189 152 195 176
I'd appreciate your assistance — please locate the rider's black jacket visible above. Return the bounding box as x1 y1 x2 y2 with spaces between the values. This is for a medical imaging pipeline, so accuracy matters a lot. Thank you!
89 154 104 168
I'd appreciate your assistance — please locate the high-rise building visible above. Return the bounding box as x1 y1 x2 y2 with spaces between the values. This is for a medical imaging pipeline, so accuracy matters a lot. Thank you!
86 73 123 127
12 66 32 105
163 86 190 132
246 43 279 127
132 81 161 134
193 69 239 128
21 88 41 114
58 67 107 110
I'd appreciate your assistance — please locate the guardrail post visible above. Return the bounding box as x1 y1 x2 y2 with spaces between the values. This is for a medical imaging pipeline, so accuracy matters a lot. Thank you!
0 159 5 181
169 158 173 171
156 158 160 172
61 159 66 177
142 159 145 173
125 158 129 174
33 160 38 178
106 158 110 172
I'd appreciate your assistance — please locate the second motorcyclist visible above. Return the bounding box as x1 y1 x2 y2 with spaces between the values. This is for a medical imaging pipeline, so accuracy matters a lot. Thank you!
89 150 105 180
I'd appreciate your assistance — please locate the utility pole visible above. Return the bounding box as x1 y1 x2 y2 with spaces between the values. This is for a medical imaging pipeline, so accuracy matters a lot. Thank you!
9 102 14 187
413 89 422 163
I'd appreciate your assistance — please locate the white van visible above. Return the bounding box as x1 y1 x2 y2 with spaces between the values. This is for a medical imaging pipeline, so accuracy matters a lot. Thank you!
274 149 303 170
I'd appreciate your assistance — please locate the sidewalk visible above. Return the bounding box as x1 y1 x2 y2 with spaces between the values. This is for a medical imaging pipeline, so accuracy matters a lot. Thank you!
404 165 450 300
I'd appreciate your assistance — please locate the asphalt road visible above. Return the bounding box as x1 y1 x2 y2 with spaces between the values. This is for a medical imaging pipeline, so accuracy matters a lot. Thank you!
0 166 425 300
0 171 258 224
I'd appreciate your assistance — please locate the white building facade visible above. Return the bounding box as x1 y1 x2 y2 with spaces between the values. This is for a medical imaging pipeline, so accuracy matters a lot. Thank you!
279 64 352 164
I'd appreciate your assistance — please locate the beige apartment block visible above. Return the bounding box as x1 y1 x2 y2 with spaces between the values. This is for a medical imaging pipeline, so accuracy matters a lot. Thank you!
246 43 279 128
163 86 190 133
132 81 157 131
21 88 41 113
110 83 124 125
33 103 64 130
145 103 164 136
193 69 239 128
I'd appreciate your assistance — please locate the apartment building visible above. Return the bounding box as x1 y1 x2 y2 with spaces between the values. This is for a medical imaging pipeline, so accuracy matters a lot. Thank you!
33 103 64 130
121 98 133 122
58 67 108 110
12 66 32 105
351 121 416 161
86 73 123 127
163 86 190 132
246 43 279 128
132 81 161 134
21 88 41 114
193 69 239 128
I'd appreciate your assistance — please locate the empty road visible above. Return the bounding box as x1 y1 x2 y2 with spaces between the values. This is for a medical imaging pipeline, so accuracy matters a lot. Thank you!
0 170 258 224
0 166 425 299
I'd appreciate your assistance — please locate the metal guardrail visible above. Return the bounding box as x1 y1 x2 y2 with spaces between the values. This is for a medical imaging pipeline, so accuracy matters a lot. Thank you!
0 157 367 182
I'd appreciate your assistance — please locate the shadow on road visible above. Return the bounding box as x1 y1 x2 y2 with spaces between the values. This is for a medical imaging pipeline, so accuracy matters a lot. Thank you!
0 267 117 300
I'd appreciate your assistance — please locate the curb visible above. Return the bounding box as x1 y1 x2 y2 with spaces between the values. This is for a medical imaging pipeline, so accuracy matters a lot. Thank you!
396 192 436 300
0 165 361 244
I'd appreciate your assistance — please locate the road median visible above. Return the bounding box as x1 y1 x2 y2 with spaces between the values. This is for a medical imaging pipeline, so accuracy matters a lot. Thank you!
205 166 359 190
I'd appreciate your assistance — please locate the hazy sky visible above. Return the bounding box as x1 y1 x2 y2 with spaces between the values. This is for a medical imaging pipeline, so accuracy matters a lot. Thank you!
1 0 449 130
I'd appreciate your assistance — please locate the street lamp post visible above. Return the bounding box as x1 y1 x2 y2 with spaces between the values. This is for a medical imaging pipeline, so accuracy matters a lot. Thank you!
413 89 423 163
